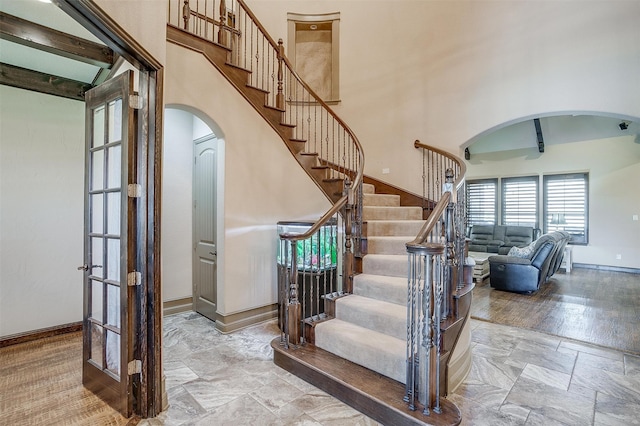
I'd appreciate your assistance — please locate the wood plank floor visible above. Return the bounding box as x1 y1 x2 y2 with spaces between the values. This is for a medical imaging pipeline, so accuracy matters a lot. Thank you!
0 331 134 426
471 267 640 354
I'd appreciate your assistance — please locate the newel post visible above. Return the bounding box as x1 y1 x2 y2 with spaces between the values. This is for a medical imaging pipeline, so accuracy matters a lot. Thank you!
287 240 301 345
276 39 285 110
218 0 228 46
343 179 354 294
182 0 190 30
443 168 456 318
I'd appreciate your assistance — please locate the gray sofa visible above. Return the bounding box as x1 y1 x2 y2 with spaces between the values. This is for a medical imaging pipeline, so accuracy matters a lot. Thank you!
467 225 538 255
488 231 571 294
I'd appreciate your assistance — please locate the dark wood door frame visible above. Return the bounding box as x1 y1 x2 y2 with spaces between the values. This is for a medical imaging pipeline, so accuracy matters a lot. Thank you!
55 0 164 418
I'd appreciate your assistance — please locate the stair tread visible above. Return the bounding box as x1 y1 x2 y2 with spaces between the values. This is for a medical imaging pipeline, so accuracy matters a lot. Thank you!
315 319 406 383
335 294 405 338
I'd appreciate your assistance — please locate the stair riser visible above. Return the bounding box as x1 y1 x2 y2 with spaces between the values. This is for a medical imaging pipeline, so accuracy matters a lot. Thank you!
363 207 422 221
335 298 406 340
353 275 407 306
367 238 411 255
314 321 406 384
363 193 401 207
366 220 425 237
362 256 407 278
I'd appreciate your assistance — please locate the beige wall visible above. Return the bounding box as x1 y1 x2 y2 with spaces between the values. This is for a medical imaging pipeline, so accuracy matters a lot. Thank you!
164 43 331 315
466 136 640 269
0 86 85 337
248 0 640 194
93 0 167 66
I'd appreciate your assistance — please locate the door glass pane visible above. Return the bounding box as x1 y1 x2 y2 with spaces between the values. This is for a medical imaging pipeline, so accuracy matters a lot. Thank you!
90 280 103 322
90 323 104 366
91 237 103 277
107 192 121 236
107 145 121 189
106 284 120 328
107 238 120 282
106 331 121 376
108 99 122 144
91 150 104 191
91 194 104 234
93 106 105 148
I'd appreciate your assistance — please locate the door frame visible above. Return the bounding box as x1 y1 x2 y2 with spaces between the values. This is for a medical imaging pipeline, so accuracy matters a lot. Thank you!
57 0 164 418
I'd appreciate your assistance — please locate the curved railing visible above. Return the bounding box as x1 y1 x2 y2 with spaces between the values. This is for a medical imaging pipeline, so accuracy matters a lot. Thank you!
168 0 364 346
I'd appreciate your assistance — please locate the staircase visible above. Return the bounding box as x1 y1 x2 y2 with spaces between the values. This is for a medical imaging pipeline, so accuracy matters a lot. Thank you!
167 2 468 424
314 183 423 384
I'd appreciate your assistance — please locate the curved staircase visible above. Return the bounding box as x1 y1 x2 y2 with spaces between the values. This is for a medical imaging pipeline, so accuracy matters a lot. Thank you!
167 2 469 424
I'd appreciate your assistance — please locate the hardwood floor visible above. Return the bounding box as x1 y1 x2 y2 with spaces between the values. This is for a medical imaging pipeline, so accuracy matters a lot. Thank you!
471 267 640 354
0 332 134 426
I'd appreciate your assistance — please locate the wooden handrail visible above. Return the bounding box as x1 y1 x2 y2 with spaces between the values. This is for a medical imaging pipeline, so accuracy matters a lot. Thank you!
414 139 466 192
407 191 451 246
279 196 348 241
236 0 365 190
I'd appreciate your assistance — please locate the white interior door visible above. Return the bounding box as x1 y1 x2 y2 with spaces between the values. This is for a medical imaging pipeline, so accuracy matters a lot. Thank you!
193 135 217 320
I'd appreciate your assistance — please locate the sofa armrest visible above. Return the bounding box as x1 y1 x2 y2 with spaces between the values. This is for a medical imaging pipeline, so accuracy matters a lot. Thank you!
488 255 531 266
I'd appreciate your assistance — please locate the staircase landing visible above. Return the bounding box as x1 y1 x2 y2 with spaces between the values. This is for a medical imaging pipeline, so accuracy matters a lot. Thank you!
272 338 461 426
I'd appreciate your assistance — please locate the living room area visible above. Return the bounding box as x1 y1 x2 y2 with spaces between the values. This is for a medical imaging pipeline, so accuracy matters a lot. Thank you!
462 114 640 356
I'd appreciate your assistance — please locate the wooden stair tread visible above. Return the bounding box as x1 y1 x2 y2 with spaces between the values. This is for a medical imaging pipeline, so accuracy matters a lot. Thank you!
272 338 461 426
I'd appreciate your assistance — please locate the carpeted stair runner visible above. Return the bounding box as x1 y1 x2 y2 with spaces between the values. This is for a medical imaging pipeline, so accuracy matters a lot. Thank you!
314 183 425 384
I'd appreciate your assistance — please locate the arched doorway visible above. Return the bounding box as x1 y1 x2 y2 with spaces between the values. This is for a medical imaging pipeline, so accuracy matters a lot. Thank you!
163 106 225 322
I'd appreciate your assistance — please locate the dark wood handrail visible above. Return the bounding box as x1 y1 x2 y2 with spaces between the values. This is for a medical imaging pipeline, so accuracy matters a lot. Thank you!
236 0 364 191
414 139 466 192
407 191 451 246
279 196 348 241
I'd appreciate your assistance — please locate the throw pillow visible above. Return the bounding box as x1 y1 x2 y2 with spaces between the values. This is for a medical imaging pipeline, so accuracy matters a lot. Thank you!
508 241 535 258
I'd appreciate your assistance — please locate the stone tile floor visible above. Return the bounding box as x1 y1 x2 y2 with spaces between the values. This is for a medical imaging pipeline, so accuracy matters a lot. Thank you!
141 312 640 425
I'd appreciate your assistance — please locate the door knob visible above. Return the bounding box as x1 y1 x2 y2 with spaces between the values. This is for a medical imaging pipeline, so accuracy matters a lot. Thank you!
77 264 103 271
209 251 217 256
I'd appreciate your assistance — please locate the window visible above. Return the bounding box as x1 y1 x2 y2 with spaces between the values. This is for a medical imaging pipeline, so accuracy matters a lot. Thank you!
543 173 589 244
287 13 340 103
466 179 497 226
501 176 538 227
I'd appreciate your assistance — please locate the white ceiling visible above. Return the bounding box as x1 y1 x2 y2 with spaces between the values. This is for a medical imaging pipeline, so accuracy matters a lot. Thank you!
0 0 107 84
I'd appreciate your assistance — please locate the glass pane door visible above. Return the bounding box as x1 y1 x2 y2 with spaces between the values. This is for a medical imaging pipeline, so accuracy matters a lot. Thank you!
82 70 134 415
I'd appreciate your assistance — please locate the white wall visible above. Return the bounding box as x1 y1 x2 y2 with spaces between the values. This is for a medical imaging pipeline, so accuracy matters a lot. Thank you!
466 135 640 269
248 0 640 194
165 43 331 315
0 86 85 337
161 109 197 302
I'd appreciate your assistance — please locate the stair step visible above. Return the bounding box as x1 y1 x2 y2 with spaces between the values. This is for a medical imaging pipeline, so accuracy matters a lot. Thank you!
363 183 375 194
272 338 461 426
353 273 407 305
363 193 401 207
367 236 413 255
363 206 422 220
315 319 406 383
335 295 406 339
366 220 426 237
362 254 407 278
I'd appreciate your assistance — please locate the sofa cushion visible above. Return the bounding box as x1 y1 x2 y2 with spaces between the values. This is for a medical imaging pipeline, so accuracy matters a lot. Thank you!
504 226 534 246
507 241 535 258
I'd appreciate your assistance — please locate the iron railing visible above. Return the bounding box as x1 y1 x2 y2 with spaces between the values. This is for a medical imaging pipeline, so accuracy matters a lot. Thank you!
405 141 466 414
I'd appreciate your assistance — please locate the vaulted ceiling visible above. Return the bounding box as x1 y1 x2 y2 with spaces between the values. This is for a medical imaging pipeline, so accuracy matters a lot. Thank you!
0 0 115 101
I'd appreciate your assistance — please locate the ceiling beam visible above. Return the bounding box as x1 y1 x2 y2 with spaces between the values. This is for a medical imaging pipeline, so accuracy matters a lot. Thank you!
534 118 545 153
0 11 114 68
0 62 92 101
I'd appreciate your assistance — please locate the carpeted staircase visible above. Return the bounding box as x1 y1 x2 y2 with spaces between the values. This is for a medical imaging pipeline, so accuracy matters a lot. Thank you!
314 182 425 383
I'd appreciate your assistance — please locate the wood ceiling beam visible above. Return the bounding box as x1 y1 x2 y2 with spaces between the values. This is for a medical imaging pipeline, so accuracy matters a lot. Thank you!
0 62 92 101
0 11 114 68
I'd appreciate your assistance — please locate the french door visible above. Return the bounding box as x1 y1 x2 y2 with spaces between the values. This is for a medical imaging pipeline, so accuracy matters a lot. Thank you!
81 70 136 415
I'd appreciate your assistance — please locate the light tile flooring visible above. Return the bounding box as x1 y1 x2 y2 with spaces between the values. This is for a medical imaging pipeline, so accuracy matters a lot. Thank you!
143 312 640 426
